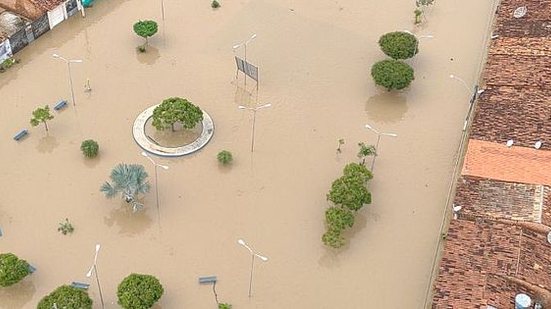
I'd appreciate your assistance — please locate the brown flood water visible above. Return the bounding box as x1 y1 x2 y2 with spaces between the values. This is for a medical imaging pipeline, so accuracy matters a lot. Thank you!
0 0 496 308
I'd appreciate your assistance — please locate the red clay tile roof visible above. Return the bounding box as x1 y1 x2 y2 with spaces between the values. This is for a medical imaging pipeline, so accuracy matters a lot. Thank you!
433 219 551 308
462 139 551 186
454 176 545 222
470 86 551 150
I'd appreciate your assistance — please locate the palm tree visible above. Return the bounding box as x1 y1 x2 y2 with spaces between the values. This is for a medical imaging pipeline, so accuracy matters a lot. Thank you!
100 164 151 212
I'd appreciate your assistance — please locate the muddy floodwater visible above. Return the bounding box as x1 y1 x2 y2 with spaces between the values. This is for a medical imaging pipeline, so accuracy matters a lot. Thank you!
0 0 496 307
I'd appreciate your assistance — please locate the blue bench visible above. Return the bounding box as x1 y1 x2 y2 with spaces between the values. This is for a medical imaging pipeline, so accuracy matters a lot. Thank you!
53 100 68 111
13 129 28 141
198 276 217 284
28 264 36 273
71 281 90 290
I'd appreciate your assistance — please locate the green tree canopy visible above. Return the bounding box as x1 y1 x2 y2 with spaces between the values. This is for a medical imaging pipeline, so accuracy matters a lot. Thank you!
30 105 54 132
152 97 203 131
371 59 414 91
343 162 373 182
133 20 158 44
117 273 164 309
37 285 93 309
100 164 150 212
81 139 99 158
378 31 419 59
327 174 372 211
0 253 30 287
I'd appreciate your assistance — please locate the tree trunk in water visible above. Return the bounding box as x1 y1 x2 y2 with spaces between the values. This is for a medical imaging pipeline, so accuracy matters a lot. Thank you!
44 121 49 132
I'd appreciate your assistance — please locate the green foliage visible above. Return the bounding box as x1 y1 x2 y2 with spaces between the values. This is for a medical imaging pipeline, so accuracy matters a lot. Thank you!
37 285 93 309
378 31 419 60
323 163 373 248
357 142 377 165
325 206 354 231
343 162 373 182
81 139 99 158
217 150 233 165
100 164 150 212
327 175 372 211
58 218 75 235
211 0 220 8
133 20 158 51
371 59 414 91
117 273 164 309
322 228 345 248
0 253 30 287
133 20 158 43
218 304 232 309
414 0 434 25
152 97 204 131
414 9 423 24
30 105 54 132
0 57 19 73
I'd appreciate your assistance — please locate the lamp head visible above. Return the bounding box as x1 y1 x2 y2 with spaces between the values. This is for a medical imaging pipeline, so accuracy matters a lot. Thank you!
251 33 257 39
141 151 148 157
86 268 93 277
52 53 60 58
95 244 101 252
161 165 169 170
364 124 373 130
237 239 246 246
258 255 268 262
449 74 455 79
238 105 247 109
386 133 398 137
232 44 240 50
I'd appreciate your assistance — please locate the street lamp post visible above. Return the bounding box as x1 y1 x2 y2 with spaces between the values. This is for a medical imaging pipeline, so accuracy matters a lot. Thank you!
449 74 471 93
364 124 397 171
86 244 105 309
401 30 433 54
238 103 271 152
237 239 268 298
141 151 169 215
52 54 82 106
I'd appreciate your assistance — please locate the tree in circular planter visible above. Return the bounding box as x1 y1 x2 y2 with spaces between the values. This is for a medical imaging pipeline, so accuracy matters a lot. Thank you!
81 139 99 158
152 97 204 132
37 285 93 309
371 59 414 91
0 253 30 287
117 273 164 309
378 31 419 60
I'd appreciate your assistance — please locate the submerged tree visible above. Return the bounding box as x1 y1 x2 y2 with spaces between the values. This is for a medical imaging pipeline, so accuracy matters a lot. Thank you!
37 285 92 309
100 164 150 212
133 20 158 51
152 97 203 131
117 273 164 309
0 253 30 287
30 105 54 132
415 0 435 24
371 59 414 91
357 143 377 166
378 31 419 60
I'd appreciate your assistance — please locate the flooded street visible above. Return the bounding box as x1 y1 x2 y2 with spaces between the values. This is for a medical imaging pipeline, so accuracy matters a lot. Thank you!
0 0 496 307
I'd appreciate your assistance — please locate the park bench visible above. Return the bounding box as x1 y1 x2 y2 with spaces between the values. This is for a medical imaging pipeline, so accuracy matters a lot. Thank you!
71 281 90 290
53 100 68 111
13 129 28 141
198 276 217 284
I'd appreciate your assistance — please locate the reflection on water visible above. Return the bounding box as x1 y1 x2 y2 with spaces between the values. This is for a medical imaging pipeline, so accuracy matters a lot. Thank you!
0 279 36 308
36 135 59 153
103 202 153 236
136 45 160 65
234 84 257 108
365 92 408 123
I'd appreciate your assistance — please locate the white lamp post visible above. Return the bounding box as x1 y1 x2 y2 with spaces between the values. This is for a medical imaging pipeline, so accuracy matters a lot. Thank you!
401 30 433 54
237 239 268 298
232 34 257 64
86 244 105 309
52 54 82 106
449 74 471 93
364 124 397 171
238 103 271 152
141 151 168 214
